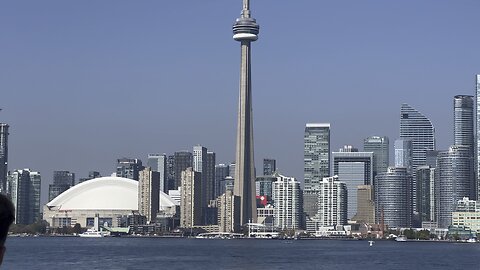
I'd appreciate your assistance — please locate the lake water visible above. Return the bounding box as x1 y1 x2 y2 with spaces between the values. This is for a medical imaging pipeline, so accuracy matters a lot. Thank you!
2 237 479 270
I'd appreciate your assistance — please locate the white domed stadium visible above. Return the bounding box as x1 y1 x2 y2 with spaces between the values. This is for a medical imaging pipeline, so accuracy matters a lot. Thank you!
43 176 178 228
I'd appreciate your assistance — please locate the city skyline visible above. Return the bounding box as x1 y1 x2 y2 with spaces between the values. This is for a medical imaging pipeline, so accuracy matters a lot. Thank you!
1 1 480 205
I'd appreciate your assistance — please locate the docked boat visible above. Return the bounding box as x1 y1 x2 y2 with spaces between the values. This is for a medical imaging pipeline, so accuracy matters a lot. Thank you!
79 228 109 238
395 235 407 242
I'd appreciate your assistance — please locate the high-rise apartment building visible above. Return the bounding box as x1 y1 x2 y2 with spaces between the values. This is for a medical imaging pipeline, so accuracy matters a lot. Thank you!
206 151 216 203
317 176 348 227
399 103 435 176
8 169 41 225
476 75 480 199
180 167 202 228
0 124 8 194
332 146 373 219
416 165 435 222
436 145 473 228
263 158 276 176
255 176 276 199
48 171 75 202
217 190 240 233
453 95 475 200
166 155 175 190
394 138 413 175
304 123 330 221
116 158 143 181
138 167 160 223
215 164 229 198
174 151 193 190
193 145 208 221
272 174 302 230
375 167 412 228
147 154 167 192
304 123 330 190
353 185 375 224
363 136 389 178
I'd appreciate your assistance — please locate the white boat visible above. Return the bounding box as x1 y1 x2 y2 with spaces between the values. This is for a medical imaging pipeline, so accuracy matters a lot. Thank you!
79 228 109 238
395 235 407 242
466 238 477 243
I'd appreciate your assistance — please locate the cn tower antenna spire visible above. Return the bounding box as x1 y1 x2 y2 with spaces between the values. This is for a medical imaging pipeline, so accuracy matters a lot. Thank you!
242 0 250 18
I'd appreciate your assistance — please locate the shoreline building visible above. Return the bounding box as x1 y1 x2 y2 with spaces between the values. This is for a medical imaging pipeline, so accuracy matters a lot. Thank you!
375 167 412 228
332 146 373 219
180 167 202 228
0 123 8 194
416 165 436 222
8 169 41 225
272 174 302 230
232 0 260 227
363 136 389 179
317 176 348 227
436 145 473 228
138 167 160 223
453 95 475 200
304 123 331 224
353 185 375 224
476 75 480 199
43 177 178 228
217 190 240 233
451 197 480 234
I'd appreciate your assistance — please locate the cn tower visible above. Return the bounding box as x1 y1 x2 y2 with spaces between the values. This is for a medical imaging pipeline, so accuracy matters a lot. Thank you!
233 0 259 226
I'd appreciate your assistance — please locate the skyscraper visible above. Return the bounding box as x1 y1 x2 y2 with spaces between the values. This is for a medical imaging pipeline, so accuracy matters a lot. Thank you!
206 151 216 203
394 138 413 175
317 176 348 227
193 145 208 219
476 75 480 199
416 165 435 222
436 145 473 228
116 158 143 181
180 167 202 228
147 153 167 192
233 0 259 226
263 158 276 176
272 174 302 230
0 123 9 194
363 136 389 178
304 123 331 190
138 167 160 223
48 171 75 202
399 103 435 176
215 164 229 198
453 95 475 200
332 146 373 219
174 151 193 190
354 185 375 224
217 190 240 233
375 167 412 228
8 169 41 225
304 123 330 222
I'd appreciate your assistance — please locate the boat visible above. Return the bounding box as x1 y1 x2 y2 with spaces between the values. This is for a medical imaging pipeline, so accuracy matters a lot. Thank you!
395 235 407 242
79 228 109 238
466 238 477 243
368 240 374 246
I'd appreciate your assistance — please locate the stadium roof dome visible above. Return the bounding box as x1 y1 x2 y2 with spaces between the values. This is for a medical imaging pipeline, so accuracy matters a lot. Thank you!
46 176 177 211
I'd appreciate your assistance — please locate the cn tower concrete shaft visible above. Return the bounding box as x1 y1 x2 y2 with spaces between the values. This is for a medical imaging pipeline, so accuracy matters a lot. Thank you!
232 0 259 227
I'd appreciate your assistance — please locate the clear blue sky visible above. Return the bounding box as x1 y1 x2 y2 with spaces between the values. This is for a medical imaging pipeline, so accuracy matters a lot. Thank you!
1 1 479 204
